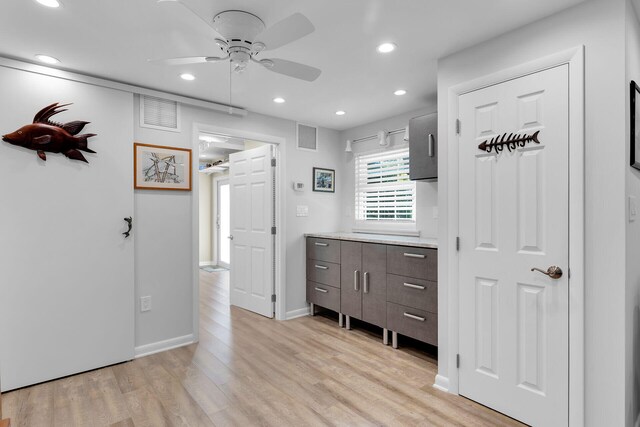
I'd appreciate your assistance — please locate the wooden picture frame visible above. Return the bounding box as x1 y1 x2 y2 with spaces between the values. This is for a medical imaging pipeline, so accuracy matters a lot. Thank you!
312 167 335 193
134 142 192 191
631 81 640 170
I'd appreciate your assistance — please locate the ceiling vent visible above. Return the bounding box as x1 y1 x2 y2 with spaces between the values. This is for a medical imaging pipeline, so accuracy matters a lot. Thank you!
297 123 317 151
140 95 181 132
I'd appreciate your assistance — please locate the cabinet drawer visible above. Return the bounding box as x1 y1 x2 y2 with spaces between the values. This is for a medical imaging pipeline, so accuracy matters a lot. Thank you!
387 302 437 346
387 274 437 313
306 238 341 264
306 260 340 288
307 281 340 312
387 246 437 281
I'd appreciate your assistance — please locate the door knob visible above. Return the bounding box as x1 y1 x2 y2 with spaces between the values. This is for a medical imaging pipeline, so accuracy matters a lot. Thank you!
531 266 563 279
228 235 234 240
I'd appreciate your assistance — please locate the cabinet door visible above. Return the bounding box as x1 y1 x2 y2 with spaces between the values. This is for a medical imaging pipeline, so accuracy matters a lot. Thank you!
362 243 387 328
340 241 362 319
409 113 438 181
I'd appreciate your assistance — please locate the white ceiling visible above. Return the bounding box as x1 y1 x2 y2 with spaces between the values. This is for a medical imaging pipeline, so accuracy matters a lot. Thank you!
1 0 584 130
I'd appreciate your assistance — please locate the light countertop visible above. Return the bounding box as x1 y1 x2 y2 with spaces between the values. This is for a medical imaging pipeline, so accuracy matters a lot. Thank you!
304 232 437 249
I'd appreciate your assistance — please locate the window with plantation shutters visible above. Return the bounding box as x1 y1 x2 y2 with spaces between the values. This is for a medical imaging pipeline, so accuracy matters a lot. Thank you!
354 148 416 229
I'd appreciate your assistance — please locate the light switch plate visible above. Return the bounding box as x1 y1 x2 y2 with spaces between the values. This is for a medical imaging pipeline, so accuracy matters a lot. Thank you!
630 196 637 222
297 205 309 217
140 296 152 312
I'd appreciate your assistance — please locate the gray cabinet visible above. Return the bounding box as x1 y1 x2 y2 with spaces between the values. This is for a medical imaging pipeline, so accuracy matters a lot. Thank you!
409 113 438 182
340 241 387 330
340 241 362 320
305 236 437 349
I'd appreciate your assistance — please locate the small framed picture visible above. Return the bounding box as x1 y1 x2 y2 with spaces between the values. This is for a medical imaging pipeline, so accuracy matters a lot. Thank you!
134 142 192 191
313 167 335 193
631 81 640 170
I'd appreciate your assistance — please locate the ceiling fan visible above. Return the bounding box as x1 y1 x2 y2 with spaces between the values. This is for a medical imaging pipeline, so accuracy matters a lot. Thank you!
152 1 322 82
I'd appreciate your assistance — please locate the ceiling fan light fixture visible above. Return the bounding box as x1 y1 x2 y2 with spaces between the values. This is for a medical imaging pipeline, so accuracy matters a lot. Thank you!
252 42 266 53
35 0 61 8
377 42 397 53
180 73 195 81
273 97 285 104
35 54 60 64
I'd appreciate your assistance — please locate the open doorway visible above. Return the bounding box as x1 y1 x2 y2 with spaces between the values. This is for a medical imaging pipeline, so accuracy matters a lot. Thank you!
197 131 279 320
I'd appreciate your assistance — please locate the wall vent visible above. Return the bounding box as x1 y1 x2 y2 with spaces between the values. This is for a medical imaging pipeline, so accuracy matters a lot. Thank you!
140 95 181 132
297 123 318 151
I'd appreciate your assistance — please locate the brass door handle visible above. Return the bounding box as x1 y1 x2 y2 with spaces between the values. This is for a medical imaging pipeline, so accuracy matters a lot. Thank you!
531 266 563 279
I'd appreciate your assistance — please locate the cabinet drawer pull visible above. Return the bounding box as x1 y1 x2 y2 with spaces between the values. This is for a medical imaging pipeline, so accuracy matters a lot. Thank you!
314 242 329 247
314 264 329 270
315 287 329 293
403 252 425 259
403 312 426 322
403 282 425 290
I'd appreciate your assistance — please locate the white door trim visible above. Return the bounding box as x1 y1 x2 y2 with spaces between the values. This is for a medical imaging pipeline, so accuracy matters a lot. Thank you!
213 176 230 269
445 46 584 427
191 123 287 333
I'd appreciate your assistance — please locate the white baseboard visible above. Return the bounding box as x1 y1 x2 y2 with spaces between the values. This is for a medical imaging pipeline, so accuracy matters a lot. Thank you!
286 306 310 320
135 333 196 358
433 374 450 393
199 261 214 267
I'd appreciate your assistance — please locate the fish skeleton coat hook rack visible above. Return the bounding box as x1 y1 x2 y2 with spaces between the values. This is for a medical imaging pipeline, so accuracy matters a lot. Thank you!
478 130 541 154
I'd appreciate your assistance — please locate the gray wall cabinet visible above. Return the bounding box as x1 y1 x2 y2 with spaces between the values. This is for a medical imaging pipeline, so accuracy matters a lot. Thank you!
409 113 438 182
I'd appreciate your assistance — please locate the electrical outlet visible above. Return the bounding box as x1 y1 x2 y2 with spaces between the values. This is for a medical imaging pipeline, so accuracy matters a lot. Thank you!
432 206 439 219
140 296 152 312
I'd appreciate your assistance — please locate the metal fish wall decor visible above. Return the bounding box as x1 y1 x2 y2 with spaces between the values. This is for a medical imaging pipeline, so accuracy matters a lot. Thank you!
2 103 97 163
478 130 541 154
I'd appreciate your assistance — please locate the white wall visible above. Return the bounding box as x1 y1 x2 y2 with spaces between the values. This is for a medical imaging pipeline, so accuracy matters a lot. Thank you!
437 0 627 424
198 173 212 264
626 1 640 425
134 96 345 349
339 105 438 238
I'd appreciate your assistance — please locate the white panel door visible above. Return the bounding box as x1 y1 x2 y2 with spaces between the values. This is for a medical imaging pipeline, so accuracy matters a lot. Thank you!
229 145 274 318
0 68 134 390
458 65 569 426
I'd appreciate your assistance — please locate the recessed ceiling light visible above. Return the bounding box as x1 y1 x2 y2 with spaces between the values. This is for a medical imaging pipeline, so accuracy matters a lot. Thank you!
35 54 60 64
377 43 396 53
336 110 346 116
36 0 61 8
180 73 195 81
394 89 407 96
273 97 285 104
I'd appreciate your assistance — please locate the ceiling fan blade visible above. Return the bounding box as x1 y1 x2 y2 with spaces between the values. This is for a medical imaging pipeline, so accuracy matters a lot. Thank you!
256 13 315 50
148 56 224 65
157 0 224 38
265 58 321 82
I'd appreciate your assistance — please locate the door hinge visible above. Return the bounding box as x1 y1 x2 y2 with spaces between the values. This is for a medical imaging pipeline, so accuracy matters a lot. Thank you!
271 294 276 302
271 226 277 235
456 236 460 251
456 119 461 135
456 354 460 368
271 158 276 167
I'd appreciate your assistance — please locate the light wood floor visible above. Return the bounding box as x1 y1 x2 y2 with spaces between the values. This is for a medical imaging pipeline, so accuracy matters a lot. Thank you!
2 270 523 426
